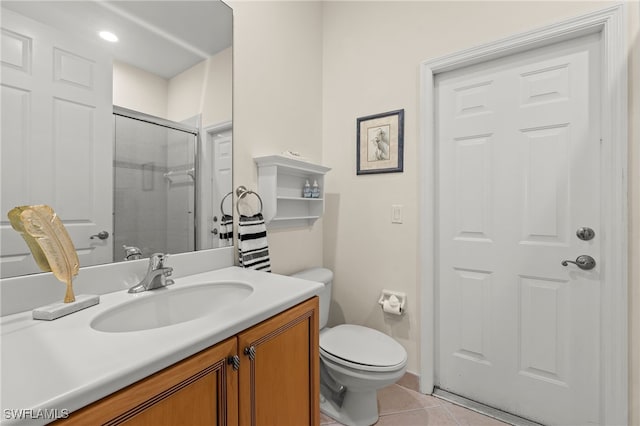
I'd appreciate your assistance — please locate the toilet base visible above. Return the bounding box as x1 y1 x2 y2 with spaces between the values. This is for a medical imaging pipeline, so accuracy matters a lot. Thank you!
320 387 379 426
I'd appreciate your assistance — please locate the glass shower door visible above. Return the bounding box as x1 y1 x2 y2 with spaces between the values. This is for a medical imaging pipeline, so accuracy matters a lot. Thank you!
113 111 197 262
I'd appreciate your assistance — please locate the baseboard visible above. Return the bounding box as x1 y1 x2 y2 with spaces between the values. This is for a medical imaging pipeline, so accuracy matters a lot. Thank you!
396 371 420 392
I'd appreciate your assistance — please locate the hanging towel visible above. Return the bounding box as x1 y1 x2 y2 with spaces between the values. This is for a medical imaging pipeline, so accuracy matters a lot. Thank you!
218 214 233 247
238 213 271 272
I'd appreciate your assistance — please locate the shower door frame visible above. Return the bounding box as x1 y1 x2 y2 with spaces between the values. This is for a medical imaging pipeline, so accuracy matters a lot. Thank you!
418 5 628 426
113 106 200 259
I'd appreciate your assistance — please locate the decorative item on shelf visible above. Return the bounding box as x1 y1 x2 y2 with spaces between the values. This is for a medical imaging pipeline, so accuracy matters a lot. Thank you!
356 109 404 175
7 205 99 320
303 180 312 198
281 150 308 161
311 180 320 198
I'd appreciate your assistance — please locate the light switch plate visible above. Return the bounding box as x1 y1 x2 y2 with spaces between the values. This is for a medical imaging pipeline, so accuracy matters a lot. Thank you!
391 204 403 224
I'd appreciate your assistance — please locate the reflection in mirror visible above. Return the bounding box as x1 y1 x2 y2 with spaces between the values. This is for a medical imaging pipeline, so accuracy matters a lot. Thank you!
0 1 233 278
113 108 197 261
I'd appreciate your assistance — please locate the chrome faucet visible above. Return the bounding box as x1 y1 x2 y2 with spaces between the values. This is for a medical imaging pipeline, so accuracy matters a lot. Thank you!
128 253 174 293
123 245 142 261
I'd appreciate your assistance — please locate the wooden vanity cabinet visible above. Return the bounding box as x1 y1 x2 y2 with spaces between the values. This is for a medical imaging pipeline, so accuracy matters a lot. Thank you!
58 337 238 426
57 297 318 426
238 295 319 426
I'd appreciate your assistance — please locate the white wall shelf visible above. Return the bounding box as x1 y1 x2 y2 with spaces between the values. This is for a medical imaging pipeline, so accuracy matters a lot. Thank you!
255 155 331 228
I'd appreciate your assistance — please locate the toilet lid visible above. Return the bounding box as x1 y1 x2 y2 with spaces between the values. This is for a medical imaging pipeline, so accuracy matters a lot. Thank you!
320 324 407 368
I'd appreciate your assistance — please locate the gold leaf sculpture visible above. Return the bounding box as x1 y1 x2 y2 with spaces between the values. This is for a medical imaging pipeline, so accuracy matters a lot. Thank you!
8 205 80 303
7 206 52 273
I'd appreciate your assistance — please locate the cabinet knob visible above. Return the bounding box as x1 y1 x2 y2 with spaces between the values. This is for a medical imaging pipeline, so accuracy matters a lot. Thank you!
244 345 256 361
227 355 240 371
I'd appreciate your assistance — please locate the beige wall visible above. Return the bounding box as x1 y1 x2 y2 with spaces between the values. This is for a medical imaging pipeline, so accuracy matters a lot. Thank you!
166 60 206 122
167 47 233 127
113 60 168 118
231 0 325 275
113 48 232 127
230 0 638 421
201 47 233 127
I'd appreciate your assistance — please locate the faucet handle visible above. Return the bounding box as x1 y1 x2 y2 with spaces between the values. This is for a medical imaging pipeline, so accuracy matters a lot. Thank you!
150 253 169 269
162 266 174 287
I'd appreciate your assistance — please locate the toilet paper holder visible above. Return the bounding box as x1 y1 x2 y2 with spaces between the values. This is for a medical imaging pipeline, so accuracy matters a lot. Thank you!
377 290 406 315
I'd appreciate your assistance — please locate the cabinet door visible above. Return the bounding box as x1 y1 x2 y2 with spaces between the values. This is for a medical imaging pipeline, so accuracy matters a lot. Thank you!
58 337 238 426
238 297 319 426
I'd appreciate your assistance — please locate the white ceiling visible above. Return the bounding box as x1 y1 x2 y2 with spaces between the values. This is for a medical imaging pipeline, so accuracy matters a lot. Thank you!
2 0 233 79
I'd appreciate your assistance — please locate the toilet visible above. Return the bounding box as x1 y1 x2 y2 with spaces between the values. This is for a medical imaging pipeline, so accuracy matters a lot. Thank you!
291 268 407 426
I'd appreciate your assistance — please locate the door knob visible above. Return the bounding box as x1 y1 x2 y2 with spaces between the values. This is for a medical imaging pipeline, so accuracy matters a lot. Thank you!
576 227 595 241
90 231 110 240
561 255 596 270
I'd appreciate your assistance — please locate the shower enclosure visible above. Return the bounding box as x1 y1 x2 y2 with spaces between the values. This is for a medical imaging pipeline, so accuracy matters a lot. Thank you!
113 107 198 262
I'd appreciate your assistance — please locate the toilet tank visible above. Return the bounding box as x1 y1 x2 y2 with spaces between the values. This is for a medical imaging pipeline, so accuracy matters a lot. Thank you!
290 267 332 329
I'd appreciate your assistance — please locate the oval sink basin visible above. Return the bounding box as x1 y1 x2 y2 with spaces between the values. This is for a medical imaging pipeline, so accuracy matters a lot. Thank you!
91 282 253 333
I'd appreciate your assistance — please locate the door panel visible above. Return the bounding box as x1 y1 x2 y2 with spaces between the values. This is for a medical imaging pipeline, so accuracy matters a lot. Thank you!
436 33 601 425
1 9 113 277
518 276 570 386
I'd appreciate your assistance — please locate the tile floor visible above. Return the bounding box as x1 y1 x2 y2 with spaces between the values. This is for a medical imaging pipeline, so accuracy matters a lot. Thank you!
320 376 509 426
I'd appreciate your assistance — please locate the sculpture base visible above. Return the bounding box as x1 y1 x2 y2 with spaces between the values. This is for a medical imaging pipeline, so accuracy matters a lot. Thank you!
32 294 100 321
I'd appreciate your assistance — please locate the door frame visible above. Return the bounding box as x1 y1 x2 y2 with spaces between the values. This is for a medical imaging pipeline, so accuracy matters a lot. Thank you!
418 5 628 425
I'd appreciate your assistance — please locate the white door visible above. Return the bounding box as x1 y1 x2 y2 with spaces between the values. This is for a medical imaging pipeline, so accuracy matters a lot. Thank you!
212 127 233 213
436 33 601 425
1 9 113 277
206 126 233 249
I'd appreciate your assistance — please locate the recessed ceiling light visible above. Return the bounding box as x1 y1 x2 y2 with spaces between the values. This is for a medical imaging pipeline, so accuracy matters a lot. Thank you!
99 31 118 43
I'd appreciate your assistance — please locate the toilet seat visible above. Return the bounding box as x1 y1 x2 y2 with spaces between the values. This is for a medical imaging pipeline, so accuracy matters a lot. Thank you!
320 324 407 373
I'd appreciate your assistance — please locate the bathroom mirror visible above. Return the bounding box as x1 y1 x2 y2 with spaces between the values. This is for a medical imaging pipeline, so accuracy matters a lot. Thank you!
0 1 233 278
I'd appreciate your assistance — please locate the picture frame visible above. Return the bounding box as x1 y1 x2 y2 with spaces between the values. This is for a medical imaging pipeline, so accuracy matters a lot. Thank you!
356 109 404 175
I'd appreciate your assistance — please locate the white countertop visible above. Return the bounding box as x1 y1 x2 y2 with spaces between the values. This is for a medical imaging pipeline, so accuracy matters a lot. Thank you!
0 267 323 425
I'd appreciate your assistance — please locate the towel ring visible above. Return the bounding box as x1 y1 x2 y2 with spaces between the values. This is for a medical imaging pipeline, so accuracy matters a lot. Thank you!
235 186 263 216
220 191 233 216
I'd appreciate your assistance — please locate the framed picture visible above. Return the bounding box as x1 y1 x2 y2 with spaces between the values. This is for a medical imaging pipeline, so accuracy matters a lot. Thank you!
356 109 404 175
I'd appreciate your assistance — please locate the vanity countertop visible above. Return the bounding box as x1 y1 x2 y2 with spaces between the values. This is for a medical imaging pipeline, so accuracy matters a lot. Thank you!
0 267 323 425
